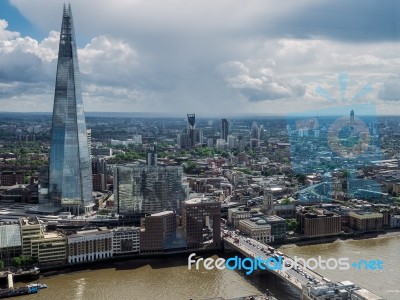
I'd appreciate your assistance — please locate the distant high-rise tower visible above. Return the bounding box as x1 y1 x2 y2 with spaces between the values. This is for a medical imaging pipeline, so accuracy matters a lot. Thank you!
48 4 93 213
221 118 229 142
187 114 196 148
251 121 259 139
350 110 355 125
147 143 158 167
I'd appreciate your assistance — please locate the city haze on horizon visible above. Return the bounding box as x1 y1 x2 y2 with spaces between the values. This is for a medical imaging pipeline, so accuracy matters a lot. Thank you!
1 0 400 115
0 110 394 119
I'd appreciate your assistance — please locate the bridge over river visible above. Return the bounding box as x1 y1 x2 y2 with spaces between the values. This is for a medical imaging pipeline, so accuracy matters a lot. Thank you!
224 234 383 300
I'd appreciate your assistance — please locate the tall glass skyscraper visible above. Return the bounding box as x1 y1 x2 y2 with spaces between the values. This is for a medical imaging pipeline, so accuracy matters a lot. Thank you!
49 4 93 212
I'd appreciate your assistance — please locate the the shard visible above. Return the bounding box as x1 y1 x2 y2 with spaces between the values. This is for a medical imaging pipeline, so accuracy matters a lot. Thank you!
48 4 93 212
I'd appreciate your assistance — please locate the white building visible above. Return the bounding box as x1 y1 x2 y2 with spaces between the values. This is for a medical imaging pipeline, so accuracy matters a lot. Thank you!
238 218 272 243
111 135 142 147
228 207 251 228
216 139 227 150
132 134 142 144
111 227 140 254
227 135 238 149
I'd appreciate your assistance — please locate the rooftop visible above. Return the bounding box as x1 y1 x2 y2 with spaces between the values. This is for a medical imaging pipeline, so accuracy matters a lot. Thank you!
239 219 271 229
0 223 21 249
20 217 40 226
263 215 285 223
184 197 217 205
151 211 175 217
69 228 111 238
349 211 383 219
43 232 64 239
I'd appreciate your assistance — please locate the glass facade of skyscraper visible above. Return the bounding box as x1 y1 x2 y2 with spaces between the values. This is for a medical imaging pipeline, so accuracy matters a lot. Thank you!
49 5 93 210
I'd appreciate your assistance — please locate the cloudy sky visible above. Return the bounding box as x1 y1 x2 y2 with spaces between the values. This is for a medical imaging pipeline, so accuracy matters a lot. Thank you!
1 0 400 116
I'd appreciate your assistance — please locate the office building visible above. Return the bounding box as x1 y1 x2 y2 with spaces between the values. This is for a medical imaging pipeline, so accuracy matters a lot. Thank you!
92 157 107 192
216 139 227 149
48 4 93 213
20 217 66 265
67 228 113 263
238 135 246 152
350 109 355 125
178 114 202 149
348 211 383 232
182 197 221 249
187 114 196 148
264 215 287 242
147 143 157 167
227 135 238 149
221 118 229 142
111 227 140 255
0 172 24 186
30 232 67 265
0 222 22 263
114 164 188 215
296 208 341 237
140 211 179 253
238 218 272 243
228 207 251 228
20 217 43 256
251 121 259 139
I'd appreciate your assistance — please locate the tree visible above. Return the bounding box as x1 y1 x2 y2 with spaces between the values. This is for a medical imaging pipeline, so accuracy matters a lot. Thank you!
297 173 307 185
12 257 21 268
0 260 4 269
286 219 299 232
183 161 198 174
281 198 291 205
221 151 230 158
19 147 29 157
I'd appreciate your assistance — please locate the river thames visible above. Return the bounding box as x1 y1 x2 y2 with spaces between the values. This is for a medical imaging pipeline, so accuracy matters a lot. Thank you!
19 233 399 300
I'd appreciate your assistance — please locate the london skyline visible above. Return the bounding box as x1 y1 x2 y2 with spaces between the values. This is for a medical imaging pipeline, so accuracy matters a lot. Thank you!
0 1 400 116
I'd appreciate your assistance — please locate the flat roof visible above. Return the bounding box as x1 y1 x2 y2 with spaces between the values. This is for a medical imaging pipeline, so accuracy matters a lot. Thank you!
349 212 383 219
0 224 21 248
184 197 217 205
264 215 285 222
239 219 271 229
151 211 175 217
26 205 63 214
43 232 64 239
69 229 111 237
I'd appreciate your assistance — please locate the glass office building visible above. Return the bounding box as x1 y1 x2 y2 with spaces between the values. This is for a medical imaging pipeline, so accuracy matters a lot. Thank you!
48 4 93 212
114 165 189 215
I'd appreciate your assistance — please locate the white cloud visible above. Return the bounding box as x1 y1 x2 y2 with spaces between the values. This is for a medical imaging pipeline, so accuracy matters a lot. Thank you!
217 59 305 101
0 19 19 40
